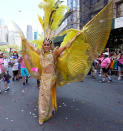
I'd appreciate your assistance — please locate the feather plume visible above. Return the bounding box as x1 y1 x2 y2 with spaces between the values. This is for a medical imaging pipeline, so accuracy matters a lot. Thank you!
31 40 43 49
51 5 68 30
58 9 74 27
38 15 44 31
38 0 55 35
38 0 75 39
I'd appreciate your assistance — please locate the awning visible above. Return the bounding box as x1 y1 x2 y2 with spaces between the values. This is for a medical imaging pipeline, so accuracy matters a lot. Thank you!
112 18 115 29
53 35 66 43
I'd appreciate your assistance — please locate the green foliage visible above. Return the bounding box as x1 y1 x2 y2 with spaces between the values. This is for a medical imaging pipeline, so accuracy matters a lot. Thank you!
0 44 21 55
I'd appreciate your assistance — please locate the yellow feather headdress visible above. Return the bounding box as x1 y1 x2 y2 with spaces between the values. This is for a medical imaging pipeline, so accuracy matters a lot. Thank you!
38 0 72 41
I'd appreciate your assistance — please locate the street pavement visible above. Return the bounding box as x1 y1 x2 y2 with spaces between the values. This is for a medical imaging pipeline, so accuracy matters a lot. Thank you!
0 74 123 131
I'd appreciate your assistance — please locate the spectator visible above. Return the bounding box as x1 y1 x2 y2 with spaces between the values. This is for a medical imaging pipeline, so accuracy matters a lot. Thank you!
90 59 98 78
118 53 123 80
0 54 4 93
19 57 29 85
101 52 112 82
97 53 104 76
0 53 10 93
12 59 19 81
4 56 9 72
17 56 21 79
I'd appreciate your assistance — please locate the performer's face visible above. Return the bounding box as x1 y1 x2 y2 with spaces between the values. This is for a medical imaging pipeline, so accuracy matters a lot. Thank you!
43 41 51 52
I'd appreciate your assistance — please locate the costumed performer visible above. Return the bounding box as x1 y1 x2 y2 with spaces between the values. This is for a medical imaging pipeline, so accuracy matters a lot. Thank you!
14 0 114 125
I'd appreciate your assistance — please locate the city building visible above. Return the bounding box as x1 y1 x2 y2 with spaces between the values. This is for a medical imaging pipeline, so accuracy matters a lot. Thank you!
0 19 22 47
67 0 80 29
0 19 8 43
34 31 38 40
107 0 123 50
8 31 21 47
69 0 123 50
115 0 123 18
79 0 108 28
26 25 33 40
0 25 8 43
56 0 108 44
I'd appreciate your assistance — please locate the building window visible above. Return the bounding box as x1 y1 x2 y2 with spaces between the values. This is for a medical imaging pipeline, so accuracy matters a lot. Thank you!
116 2 123 18
73 0 76 9
91 0 97 5
83 0 87 4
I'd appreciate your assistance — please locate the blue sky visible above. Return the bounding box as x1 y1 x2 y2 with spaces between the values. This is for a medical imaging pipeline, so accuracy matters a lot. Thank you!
0 0 67 33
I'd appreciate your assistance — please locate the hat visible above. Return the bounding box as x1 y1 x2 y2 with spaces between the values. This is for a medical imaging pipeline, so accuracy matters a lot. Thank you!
103 52 109 56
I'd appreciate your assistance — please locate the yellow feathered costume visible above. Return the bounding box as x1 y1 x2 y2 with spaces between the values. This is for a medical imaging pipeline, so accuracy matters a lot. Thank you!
14 0 113 123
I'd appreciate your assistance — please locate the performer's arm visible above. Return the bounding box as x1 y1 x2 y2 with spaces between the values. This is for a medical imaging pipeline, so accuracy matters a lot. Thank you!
55 32 81 56
56 47 66 56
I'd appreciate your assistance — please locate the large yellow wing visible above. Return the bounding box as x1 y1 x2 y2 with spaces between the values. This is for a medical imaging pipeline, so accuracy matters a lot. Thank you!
13 23 42 79
56 0 113 86
22 38 42 80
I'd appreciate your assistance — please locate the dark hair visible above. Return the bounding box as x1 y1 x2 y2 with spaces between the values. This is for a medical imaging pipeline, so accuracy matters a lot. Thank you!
43 38 52 44
0 53 3 58
105 55 108 58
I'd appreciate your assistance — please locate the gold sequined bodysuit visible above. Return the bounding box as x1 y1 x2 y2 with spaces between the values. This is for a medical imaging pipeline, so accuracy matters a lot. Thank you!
38 51 57 123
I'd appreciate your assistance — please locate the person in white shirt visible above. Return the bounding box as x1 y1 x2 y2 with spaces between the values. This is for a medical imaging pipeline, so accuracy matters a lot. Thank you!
4 56 9 72
12 59 19 81
0 54 10 93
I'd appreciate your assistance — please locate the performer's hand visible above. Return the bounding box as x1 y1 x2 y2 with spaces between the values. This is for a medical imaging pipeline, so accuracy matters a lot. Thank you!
37 49 40 54
22 38 27 42
75 32 81 37
72 32 81 41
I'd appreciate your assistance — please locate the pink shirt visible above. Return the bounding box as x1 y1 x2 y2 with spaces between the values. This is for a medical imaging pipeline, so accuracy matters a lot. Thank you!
0 58 4 72
99 57 104 61
98 56 104 64
101 57 111 68
119 58 123 65
20 59 26 68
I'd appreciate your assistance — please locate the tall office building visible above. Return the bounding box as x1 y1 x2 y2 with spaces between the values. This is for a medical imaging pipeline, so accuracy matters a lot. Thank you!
0 25 8 43
79 0 108 28
8 31 21 47
0 19 8 45
67 0 80 29
26 25 33 40
34 32 38 40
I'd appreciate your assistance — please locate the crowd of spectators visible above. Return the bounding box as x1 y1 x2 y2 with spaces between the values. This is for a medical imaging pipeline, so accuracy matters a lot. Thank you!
0 51 29 93
0 48 123 93
90 49 123 82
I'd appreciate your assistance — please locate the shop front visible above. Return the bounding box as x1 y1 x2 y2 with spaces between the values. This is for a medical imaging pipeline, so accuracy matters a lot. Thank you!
107 17 123 51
